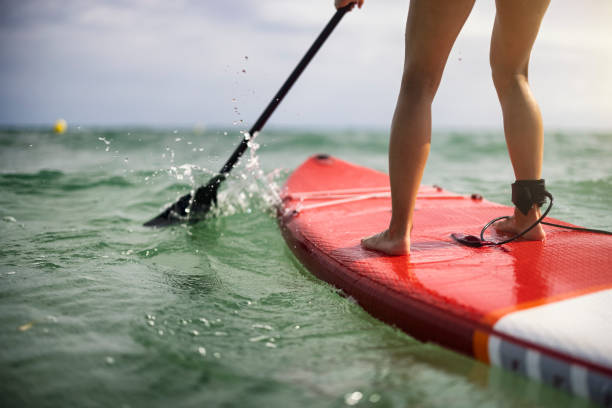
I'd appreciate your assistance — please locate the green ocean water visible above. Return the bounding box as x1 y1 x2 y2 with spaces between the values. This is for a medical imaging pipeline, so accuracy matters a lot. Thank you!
0 126 610 408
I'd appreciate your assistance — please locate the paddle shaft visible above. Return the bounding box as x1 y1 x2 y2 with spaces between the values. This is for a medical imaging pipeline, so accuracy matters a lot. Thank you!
142 5 352 227
218 5 351 176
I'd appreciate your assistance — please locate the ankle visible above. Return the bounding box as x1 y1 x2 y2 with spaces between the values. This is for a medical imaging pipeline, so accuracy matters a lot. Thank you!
387 221 412 240
513 205 541 222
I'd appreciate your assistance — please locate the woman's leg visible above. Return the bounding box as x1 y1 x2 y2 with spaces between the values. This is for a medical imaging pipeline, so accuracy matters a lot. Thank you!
362 0 475 255
490 0 550 240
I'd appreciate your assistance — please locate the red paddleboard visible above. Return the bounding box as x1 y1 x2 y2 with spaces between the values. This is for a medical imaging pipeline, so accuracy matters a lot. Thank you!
278 155 612 405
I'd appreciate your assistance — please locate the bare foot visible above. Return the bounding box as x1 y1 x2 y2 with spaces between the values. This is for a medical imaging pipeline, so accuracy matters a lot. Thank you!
494 206 546 241
361 229 410 256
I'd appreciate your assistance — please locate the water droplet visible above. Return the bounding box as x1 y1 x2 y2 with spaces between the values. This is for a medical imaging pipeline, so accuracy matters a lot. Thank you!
223 132 228 136
158 330 164 336
175 138 182 142
105 356 115 365
147 320 155 327
345 391 363 406
191 330 199 336
199 318 210 327
2 216 17 223
265 342 277 348
7 271 16 275
249 335 267 343
369 394 381 403
124 157 129 163
213 352 221 359
173 130 178 134
198 346 206 356
214 331 227 336
252 324 272 331
294 325 300 329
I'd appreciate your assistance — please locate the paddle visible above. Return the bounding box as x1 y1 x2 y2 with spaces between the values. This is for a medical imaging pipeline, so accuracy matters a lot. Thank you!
144 5 353 227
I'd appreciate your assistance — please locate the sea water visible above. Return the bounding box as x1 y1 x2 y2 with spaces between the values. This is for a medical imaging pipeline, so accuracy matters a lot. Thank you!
1 127 610 407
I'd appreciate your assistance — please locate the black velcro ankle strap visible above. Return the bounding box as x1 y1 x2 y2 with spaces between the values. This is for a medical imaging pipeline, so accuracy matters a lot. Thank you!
511 179 548 215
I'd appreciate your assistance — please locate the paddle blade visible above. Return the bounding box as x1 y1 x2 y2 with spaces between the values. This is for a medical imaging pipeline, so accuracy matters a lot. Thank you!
189 174 224 221
143 192 192 227
143 174 225 227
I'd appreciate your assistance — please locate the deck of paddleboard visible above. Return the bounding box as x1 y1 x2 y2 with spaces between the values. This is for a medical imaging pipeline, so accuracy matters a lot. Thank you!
278 155 612 405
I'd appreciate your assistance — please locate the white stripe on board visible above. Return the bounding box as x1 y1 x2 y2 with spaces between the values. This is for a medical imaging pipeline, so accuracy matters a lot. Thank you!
570 364 589 399
488 335 502 366
492 288 612 370
525 349 541 382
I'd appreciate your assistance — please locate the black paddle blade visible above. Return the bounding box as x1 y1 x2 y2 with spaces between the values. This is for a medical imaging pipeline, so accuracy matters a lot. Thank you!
143 174 225 227
143 7 349 229
189 174 225 220
143 192 192 227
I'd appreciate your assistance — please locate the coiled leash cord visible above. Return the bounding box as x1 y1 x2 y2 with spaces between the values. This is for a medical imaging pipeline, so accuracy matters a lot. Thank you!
452 179 612 248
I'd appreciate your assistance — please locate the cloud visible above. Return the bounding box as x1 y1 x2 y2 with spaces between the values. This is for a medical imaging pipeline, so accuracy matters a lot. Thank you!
0 0 610 129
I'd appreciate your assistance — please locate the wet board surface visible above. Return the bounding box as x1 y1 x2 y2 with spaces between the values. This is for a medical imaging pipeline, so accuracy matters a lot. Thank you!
277 155 612 405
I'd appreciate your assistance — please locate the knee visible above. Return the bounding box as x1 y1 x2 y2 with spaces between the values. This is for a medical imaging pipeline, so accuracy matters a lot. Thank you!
490 56 529 96
400 62 444 102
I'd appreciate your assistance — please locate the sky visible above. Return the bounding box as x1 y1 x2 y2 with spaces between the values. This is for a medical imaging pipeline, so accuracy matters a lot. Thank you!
0 0 611 130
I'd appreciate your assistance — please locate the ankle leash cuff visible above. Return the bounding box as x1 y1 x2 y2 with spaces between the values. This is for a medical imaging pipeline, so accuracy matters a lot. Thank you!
512 179 548 215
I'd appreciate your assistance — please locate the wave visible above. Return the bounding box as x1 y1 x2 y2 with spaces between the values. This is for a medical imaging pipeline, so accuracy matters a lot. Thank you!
0 171 134 192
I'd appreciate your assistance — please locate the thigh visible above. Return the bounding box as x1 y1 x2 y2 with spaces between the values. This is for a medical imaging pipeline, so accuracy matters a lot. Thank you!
490 0 550 76
404 0 475 75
